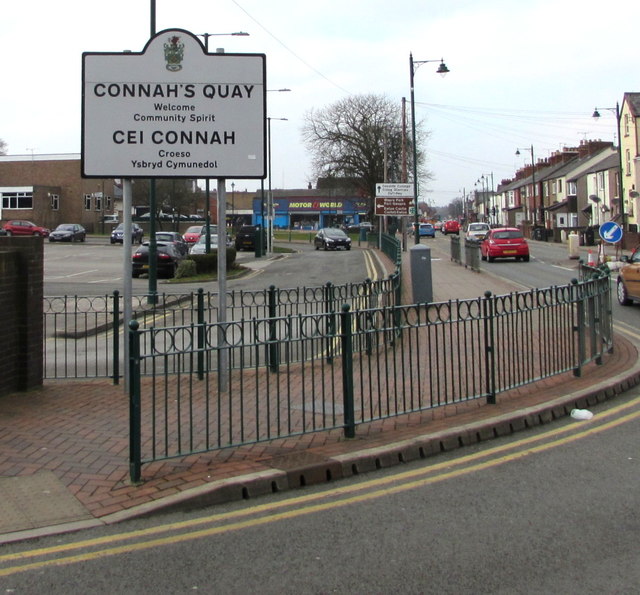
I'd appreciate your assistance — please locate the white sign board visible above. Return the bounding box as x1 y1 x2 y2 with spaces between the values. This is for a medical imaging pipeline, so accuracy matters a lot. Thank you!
82 29 266 179
375 183 413 197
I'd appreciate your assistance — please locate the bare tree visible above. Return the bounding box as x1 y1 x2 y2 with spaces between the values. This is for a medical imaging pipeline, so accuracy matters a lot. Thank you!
302 94 430 208
0 138 7 155
132 178 203 228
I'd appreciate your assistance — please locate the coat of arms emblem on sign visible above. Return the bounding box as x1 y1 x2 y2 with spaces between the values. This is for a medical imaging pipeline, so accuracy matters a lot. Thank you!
164 36 184 71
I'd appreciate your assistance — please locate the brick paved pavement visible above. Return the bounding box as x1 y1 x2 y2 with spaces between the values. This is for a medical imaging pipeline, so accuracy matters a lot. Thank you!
0 238 638 543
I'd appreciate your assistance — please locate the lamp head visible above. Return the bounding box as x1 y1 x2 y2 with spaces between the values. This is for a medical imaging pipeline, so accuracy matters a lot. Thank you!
437 61 450 75
515 149 521 156
592 108 601 119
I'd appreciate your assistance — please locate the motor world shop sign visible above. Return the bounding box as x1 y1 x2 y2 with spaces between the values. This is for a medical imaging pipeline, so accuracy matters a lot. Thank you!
82 29 266 179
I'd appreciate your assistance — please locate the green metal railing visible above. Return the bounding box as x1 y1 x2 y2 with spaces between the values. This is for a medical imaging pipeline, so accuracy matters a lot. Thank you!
128 272 613 482
43 266 401 382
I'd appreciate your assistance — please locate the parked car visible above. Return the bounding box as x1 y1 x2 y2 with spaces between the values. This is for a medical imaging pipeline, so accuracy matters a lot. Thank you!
314 228 352 251
131 241 186 278
155 231 188 256
480 227 530 262
183 225 203 245
433 221 444 231
442 220 460 235
616 247 640 306
465 222 491 243
110 223 144 244
189 234 219 255
412 222 436 238
235 225 264 251
344 222 375 233
48 223 86 242
2 220 50 237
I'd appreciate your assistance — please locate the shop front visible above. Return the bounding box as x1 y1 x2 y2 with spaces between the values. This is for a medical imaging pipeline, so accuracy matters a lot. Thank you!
252 196 370 230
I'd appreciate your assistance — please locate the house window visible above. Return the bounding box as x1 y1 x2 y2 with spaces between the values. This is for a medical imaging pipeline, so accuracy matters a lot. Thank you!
95 195 102 211
624 114 630 137
50 194 59 210
597 172 605 192
558 179 563 193
1 191 33 209
84 194 92 210
106 196 112 210
566 181 575 195
626 149 631 175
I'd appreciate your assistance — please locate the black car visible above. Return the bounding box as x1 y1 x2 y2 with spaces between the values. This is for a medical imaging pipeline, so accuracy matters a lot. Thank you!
155 231 189 256
111 223 144 244
314 228 352 251
344 222 375 233
48 223 86 242
235 225 265 251
131 241 186 278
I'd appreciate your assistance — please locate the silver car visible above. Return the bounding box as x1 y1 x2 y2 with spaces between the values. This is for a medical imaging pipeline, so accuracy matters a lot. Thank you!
189 234 219 254
465 222 490 243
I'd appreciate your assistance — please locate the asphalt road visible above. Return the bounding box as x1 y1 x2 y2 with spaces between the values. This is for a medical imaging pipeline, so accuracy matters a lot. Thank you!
43 236 375 297
477 238 640 334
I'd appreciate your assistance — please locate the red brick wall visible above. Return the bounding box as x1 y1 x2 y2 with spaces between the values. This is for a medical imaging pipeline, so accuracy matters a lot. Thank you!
0 236 43 395
0 157 117 233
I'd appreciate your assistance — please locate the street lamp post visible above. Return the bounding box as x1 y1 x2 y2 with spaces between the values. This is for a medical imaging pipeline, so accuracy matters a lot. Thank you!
409 53 449 244
267 117 288 254
592 103 625 231
197 32 250 253
516 145 540 226
476 174 489 223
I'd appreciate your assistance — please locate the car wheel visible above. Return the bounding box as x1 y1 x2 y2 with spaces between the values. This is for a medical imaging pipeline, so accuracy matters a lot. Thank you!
488 255 495 263
617 279 632 306
481 253 486 261
346 246 351 250
323 242 328 251
523 255 530 262
110 239 116 244
315 243 319 250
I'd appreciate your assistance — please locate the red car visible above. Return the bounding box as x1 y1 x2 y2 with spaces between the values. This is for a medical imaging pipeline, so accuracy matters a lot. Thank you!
442 220 460 235
481 227 530 262
183 225 203 245
2 219 50 237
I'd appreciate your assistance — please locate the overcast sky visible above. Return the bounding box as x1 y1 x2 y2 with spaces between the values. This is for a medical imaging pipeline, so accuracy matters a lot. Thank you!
3 0 638 206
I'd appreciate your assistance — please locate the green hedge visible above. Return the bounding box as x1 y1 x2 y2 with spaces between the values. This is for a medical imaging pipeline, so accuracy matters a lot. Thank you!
187 247 237 274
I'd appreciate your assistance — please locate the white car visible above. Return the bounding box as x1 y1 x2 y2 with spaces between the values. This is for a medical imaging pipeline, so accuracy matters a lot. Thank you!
465 222 490 243
189 234 219 254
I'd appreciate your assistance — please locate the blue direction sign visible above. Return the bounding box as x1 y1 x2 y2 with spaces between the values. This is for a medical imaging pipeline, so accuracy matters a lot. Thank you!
599 221 623 244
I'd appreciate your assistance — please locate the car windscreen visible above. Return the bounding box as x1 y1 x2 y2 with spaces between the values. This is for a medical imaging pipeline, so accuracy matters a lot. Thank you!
324 229 347 238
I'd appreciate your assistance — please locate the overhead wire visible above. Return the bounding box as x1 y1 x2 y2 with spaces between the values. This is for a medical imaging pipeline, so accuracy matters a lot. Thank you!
229 0 352 94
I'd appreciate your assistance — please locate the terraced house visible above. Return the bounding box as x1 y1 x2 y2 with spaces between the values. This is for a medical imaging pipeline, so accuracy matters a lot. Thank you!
487 92 640 249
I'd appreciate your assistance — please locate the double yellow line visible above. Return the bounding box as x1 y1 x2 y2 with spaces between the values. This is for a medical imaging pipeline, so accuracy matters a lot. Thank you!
2 393 640 577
